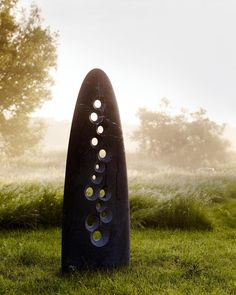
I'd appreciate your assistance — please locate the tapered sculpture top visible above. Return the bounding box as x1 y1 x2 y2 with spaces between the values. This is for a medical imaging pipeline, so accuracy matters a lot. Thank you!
62 69 130 272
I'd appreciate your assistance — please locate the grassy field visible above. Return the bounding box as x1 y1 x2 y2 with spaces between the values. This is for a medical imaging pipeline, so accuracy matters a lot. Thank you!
1 170 236 231
0 228 235 295
0 152 236 294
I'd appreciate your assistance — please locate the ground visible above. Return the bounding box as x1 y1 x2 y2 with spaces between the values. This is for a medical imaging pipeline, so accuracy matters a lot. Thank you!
0 153 236 294
0 228 235 295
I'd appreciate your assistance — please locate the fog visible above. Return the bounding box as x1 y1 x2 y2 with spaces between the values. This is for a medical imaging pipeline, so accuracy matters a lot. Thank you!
2 0 236 179
42 118 236 153
18 0 236 127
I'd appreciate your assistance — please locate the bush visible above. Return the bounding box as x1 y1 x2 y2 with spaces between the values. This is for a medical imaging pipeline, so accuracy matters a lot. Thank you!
0 182 63 229
130 196 213 230
1 180 235 231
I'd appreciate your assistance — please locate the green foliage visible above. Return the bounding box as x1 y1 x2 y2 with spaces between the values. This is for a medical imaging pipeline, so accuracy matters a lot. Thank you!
134 98 230 168
0 0 57 156
0 228 235 294
130 196 213 230
0 163 236 293
0 182 62 228
211 201 236 229
1 172 236 230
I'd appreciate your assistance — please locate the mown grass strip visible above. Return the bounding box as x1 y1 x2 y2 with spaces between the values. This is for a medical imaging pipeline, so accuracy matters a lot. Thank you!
0 228 235 295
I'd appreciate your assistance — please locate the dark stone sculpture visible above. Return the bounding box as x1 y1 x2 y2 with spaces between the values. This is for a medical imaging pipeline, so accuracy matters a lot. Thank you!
62 69 130 272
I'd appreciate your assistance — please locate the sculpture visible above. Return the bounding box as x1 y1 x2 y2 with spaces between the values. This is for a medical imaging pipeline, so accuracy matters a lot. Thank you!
62 69 130 272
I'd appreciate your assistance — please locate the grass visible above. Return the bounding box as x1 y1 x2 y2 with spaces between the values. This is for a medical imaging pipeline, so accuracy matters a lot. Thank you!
1 153 236 293
130 196 213 230
0 183 63 229
0 228 235 295
1 169 236 230
0 182 217 230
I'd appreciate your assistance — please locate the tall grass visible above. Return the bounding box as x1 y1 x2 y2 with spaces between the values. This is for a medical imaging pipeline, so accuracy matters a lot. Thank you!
0 183 63 229
1 151 236 230
1 175 235 230
130 196 212 230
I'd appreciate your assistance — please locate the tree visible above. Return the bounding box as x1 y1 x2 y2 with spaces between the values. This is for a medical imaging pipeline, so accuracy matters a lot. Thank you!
0 0 57 155
134 99 230 168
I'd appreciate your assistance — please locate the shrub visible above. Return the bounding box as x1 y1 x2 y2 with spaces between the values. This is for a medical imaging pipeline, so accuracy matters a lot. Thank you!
0 182 223 231
0 182 63 229
130 196 213 230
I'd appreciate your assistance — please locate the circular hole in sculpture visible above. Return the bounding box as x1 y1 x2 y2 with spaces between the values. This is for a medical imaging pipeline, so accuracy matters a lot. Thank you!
99 189 106 198
91 174 103 185
96 202 102 211
90 112 98 123
92 175 96 181
97 125 104 135
96 201 106 212
100 209 112 223
96 202 107 213
85 187 93 198
98 149 111 162
90 230 109 247
85 186 97 200
99 149 106 159
91 137 98 147
92 230 102 241
94 162 105 173
98 188 112 201
93 99 102 109
85 215 99 232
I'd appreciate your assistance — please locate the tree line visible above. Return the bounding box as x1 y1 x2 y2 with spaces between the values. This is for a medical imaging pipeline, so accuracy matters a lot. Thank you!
133 98 230 168
0 1 231 168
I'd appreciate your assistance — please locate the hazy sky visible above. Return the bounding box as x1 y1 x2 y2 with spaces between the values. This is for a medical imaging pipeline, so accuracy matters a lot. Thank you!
20 0 236 126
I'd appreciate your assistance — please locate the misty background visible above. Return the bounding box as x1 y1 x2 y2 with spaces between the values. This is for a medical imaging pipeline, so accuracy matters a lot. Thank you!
42 118 236 153
2 0 236 173
22 0 236 155
19 0 236 126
